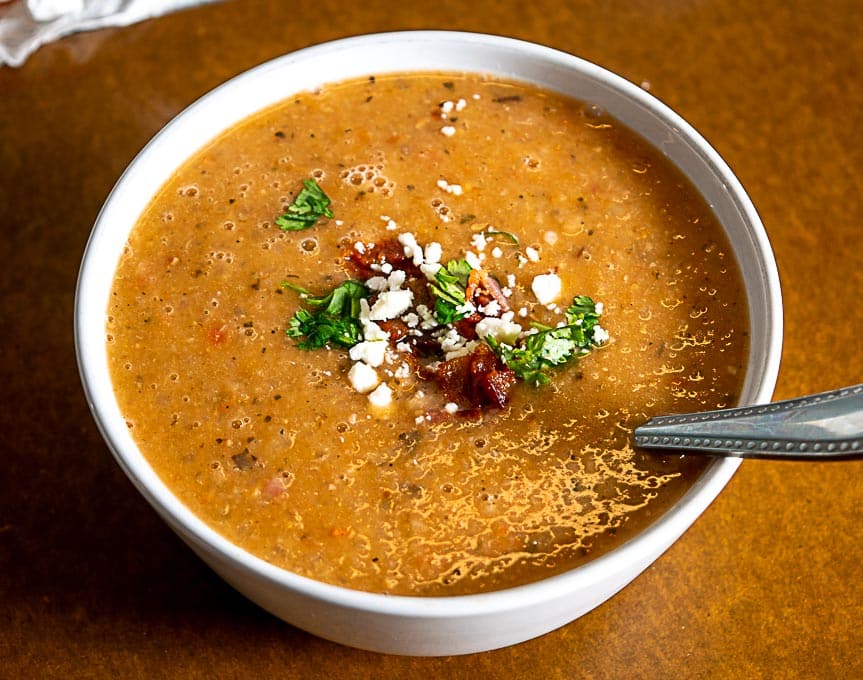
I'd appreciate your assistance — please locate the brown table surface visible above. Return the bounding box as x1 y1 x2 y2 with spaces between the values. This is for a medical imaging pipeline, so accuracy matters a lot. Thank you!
2 0 862 677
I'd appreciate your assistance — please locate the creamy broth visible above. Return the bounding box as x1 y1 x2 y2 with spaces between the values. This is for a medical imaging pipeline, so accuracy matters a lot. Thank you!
107 73 748 595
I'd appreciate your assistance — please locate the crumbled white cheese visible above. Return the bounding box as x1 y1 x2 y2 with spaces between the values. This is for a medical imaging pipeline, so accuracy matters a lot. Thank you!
478 300 501 317
380 215 398 231
475 316 523 345
354 241 366 254
416 304 439 330
380 262 393 275
358 299 389 341
420 243 442 278
394 363 411 379
455 300 476 316
531 273 562 305
444 340 479 361
349 340 387 368
491 246 503 259
365 276 388 292
440 125 456 137
444 402 459 414
470 233 487 252
367 383 393 407
593 325 610 344
464 250 482 270
439 327 468 353
369 289 413 321
347 361 380 393
402 312 419 328
596 302 604 315
525 246 540 262
398 232 425 267
420 262 442 279
437 179 463 196
544 231 559 246
387 270 407 290
363 323 389 342
456 98 467 111
424 241 443 265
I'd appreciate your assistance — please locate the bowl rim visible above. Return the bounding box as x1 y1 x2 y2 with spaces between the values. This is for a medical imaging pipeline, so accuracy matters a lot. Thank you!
75 29 783 616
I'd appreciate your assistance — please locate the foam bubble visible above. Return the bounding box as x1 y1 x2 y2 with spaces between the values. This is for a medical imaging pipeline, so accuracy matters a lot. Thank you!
340 161 395 197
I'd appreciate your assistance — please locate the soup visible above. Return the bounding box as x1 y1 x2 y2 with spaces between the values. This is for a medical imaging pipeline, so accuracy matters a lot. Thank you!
106 73 748 596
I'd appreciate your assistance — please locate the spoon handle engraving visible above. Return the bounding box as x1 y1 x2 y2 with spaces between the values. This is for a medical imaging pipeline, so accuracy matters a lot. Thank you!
633 384 863 460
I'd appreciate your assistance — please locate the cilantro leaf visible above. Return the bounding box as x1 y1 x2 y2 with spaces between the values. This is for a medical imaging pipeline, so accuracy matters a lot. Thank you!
566 294 601 327
429 258 473 322
276 178 334 231
485 229 520 245
302 279 367 317
434 298 464 325
284 279 368 349
487 295 606 386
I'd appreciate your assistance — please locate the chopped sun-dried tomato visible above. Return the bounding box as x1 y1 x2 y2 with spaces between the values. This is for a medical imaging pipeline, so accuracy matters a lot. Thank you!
474 366 517 408
436 353 470 398
345 238 421 278
454 312 482 340
378 319 410 342
436 342 516 409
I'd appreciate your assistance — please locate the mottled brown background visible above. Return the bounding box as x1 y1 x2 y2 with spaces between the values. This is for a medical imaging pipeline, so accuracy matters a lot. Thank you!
1 0 861 677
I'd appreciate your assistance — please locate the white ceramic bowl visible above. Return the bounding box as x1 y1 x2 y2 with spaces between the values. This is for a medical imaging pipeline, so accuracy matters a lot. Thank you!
75 31 782 656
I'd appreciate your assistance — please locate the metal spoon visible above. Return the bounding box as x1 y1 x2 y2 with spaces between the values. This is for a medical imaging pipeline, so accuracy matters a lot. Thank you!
633 384 863 460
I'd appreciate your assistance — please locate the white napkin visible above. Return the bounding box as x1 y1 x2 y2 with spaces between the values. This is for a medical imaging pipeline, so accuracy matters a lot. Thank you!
0 0 217 67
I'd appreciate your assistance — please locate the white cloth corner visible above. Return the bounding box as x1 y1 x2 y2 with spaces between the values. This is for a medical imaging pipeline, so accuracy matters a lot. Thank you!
0 0 217 67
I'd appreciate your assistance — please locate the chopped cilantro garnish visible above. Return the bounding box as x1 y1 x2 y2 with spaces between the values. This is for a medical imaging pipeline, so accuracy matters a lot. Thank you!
566 294 601 327
430 259 472 304
276 178 334 231
279 228 608 403
284 279 367 349
434 298 464 325
429 259 473 322
485 229 520 246
487 295 605 386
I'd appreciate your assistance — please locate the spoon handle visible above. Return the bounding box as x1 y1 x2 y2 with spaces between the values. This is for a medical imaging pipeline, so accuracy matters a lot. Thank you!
633 384 863 460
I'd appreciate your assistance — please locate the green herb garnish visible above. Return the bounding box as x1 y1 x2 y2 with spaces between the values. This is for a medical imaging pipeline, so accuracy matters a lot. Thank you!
430 259 472 304
276 178 334 231
487 295 605 386
284 279 368 349
434 298 464 325
428 259 473 323
485 229 520 246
